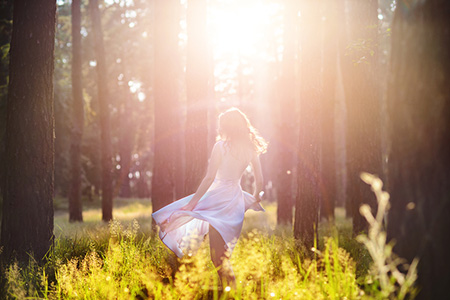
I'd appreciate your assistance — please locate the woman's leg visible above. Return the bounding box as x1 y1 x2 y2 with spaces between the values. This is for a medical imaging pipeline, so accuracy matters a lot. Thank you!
209 225 236 287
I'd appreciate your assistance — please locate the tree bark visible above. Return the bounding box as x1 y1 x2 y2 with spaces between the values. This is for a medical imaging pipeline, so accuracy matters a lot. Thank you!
69 0 84 222
0 0 56 264
184 0 209 195
386 2 450 299
0 0 13 199
90 0 113 221
151 0 180 212
340 0 382 234
319 0 338 221
275 0 297 225
293 0 320 248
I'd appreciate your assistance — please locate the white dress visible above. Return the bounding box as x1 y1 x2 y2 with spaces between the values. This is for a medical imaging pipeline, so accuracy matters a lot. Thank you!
152 140 264 258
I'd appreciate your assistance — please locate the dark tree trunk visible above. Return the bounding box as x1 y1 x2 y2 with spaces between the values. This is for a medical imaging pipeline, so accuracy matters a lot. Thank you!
0 0 56 264
151 0 180 212
319 0 337 221
386 2 450 299
90 0 113 221
184 0 209 195
340 0 382 234
68 0 84 222
293 0 320 248
0 0 13 201
274 0 297 225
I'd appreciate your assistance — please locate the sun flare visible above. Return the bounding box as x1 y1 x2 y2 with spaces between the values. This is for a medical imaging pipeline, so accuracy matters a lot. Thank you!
204 0 283 104
208 0 281 59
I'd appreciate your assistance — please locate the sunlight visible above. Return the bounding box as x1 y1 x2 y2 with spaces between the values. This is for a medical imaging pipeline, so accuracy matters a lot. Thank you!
208 0 281 58
208 0 282 104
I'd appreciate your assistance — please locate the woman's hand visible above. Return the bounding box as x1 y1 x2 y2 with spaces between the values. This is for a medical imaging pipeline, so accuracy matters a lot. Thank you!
160 219 169 232
180 201 197 211
253 193 261 203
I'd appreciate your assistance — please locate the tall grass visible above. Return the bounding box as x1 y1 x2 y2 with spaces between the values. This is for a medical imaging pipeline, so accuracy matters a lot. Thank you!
2 192 417 299
357 173 418 300
5 226 362 299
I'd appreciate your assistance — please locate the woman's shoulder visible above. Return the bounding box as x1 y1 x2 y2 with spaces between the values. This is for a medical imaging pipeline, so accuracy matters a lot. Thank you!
212 139 227 154
213 139 225 149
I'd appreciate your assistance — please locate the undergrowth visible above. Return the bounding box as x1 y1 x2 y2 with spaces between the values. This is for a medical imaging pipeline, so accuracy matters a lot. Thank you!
2 180 418 299
3 223 365 299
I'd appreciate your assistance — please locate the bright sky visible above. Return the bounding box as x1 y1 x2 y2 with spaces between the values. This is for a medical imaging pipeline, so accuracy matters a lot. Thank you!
208 0 282 60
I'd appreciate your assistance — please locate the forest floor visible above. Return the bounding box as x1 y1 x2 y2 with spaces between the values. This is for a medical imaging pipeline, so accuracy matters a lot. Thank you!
3 198 408 299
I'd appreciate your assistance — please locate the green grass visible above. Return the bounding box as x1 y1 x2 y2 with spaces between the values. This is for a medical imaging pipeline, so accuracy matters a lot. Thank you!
2 195 416 299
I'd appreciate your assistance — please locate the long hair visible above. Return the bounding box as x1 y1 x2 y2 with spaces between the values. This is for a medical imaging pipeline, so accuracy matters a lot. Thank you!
217 107 267 156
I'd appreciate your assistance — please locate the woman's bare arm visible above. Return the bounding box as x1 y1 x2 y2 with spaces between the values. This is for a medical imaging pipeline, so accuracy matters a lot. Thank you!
250 154 263 202
181 142 222 210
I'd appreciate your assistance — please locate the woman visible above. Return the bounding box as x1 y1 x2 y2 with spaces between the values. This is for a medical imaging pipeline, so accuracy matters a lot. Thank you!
152 107 267 285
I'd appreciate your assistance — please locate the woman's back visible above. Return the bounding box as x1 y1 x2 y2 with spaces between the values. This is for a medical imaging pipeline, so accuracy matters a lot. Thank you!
215 140 254 181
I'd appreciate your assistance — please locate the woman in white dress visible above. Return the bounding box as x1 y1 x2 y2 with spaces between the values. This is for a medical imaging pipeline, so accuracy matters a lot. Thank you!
152 107 267 285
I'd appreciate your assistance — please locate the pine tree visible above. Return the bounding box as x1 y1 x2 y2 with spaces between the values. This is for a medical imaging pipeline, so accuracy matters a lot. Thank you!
0 0 56 264
386 1 450 298
68 0 84 222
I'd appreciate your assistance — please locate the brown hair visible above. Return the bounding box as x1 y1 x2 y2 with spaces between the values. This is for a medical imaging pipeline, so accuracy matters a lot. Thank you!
217 107 267 155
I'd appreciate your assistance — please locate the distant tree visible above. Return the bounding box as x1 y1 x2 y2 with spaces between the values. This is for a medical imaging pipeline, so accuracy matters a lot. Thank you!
293 0 321 248
0 0 56 264
319 0 338 220
151 0 180 212
68 0 84 222
386 1 450 299
117 84 133 198
184 0 209 195
52 2 79 199
340 0 382 234
274 0 297 225
90 0 113 221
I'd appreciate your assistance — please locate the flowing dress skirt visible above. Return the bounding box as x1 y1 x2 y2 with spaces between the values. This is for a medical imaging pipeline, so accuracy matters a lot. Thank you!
152 178 264 257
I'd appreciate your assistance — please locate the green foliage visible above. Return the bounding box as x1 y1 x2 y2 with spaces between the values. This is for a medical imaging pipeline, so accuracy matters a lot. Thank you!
357 173 419 300
51 0 155 199
318 209 373 279
2 198 418 299
4 261 48 300
4 224 364 299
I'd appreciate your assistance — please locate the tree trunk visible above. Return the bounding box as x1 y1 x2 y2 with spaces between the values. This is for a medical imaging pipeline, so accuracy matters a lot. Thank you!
0 0 13 198
340 0 381 234
151 0 180 212
386 2 450 299
319 0 337 221
293 0 320 248
68 0 84 222
90 0 113 221
118 110 132 198
274 0 297 225
118 73 133 198
184 0 209 195
137 170 149 198
0 0 56 264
